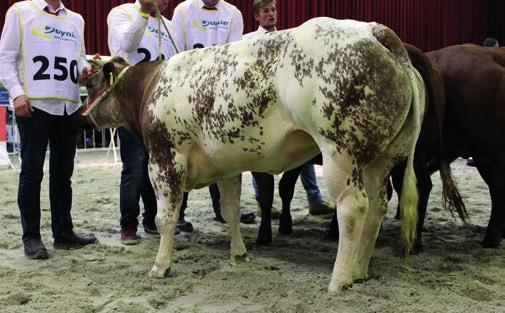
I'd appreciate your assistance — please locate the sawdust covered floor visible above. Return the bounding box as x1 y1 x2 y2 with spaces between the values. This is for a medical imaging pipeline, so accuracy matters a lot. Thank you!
0 152 504 313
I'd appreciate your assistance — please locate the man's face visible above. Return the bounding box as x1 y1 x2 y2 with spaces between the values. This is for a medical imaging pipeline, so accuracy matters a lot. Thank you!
202 0 219 8
154 0 170 12
255 2 277 29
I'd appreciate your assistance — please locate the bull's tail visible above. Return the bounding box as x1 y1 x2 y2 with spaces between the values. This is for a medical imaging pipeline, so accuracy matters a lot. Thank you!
404 45 468 223
370 24 421 254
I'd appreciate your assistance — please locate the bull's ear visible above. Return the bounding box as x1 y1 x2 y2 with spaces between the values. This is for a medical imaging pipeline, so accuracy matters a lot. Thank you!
103 62 116 86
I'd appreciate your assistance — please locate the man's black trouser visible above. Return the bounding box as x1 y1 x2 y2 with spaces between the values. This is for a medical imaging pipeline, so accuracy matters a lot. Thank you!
17 108 77 241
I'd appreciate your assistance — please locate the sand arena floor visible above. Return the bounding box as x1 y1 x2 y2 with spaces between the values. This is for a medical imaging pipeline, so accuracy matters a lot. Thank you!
0 151 504 312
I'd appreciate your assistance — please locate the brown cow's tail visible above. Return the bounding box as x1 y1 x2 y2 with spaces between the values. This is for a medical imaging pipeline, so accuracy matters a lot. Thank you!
405 44 468 223
370 24 421 254
439 156 468 222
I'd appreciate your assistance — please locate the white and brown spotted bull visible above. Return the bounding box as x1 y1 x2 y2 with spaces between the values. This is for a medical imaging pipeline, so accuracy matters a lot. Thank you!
81 18 424 294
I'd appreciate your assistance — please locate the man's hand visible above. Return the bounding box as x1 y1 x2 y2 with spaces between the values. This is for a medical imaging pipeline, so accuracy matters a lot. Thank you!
80 67 92 84
14 95 33 118
139 0 156 15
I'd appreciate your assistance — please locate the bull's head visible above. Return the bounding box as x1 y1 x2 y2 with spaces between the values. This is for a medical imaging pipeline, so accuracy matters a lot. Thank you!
76 57 130 130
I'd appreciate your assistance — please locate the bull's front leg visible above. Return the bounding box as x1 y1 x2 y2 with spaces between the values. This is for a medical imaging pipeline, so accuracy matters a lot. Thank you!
147 162 184 279
218 175 249 264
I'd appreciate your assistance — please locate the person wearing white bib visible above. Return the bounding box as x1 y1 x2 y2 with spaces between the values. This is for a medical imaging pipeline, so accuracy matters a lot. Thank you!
171 0 256 232
107 0 179 245
0 0 97 260
172 0 243 51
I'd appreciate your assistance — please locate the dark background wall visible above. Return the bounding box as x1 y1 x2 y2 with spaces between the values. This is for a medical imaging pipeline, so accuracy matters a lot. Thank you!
0 0 503 55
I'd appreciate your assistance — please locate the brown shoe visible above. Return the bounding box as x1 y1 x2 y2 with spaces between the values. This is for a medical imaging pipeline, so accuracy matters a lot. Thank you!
120 227 139 245
256 201 281 220
308 200 334 215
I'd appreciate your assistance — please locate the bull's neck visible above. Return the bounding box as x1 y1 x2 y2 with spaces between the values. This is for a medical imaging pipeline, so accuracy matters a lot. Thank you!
109 62 162 139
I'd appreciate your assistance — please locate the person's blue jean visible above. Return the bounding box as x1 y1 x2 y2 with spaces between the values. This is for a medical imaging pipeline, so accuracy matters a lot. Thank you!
118 127 157 229
300 164 322 206
252 164 322 205
17 108 77 241
179 183 220 221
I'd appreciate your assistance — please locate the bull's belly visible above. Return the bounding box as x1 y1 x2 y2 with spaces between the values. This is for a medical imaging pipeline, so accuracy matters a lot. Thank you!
183 130 320 190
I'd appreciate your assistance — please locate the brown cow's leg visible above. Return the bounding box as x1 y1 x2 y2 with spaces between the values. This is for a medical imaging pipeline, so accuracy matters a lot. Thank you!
327 210 339 240
412 160 432 253
253 172 274 245
475 157 505 248
391 161 405 220
218 176 249 263
278 167 302 235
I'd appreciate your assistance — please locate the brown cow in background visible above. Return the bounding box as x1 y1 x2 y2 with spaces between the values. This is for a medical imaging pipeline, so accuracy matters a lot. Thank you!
426 44 505 248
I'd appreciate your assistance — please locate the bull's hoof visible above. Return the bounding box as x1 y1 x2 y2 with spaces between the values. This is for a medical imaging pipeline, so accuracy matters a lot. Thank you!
328 282 352 295
482 237 501 248
149 265 171 279
231 253 250 265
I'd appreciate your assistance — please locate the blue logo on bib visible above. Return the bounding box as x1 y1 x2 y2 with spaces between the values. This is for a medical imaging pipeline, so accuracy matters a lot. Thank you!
30 25 78 44
193 20 230 31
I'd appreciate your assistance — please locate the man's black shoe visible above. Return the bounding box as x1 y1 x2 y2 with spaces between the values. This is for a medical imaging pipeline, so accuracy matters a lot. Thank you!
214 212 256 224
240 211 256 224
53 231 97 250
176 219 194 233
24 238 49 260
143 222 160 235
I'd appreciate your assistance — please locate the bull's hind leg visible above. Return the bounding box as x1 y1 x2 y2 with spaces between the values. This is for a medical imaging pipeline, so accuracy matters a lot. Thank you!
353 168 389 282
148 165 183 279
323 153 369 294
218 176 249 264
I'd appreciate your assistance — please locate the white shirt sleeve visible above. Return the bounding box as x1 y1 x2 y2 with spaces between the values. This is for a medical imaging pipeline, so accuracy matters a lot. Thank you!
228 10 244 43
0 7 25 100
77 16 90 75
171 5 187 52
107 6 149 56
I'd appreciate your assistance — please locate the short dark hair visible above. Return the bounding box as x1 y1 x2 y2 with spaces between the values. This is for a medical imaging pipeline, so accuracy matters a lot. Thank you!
483 37 499 47
253 0 276 14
